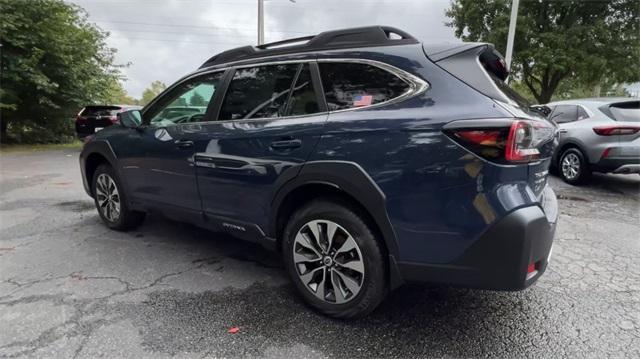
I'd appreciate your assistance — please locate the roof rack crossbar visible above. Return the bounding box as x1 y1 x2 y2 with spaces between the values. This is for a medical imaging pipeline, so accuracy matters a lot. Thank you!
199 26 419 69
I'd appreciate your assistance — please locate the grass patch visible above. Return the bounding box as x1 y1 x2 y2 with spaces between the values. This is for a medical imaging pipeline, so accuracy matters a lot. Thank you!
0 141 82 154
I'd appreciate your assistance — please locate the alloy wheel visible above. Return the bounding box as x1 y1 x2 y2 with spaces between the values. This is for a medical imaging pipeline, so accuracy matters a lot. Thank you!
95 173 120 222
561 153 581 180
292 220 365 304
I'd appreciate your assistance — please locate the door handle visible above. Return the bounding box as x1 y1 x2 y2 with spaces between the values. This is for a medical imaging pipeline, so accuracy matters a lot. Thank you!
270 139 302 150
174 139 194 149
559 129 568 133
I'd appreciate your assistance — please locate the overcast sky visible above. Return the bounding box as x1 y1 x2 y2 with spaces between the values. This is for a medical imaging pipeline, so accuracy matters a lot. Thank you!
68 0 458 98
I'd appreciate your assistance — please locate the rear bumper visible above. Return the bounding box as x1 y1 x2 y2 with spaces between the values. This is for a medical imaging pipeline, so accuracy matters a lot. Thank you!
396 200 557 290
592 157 640 174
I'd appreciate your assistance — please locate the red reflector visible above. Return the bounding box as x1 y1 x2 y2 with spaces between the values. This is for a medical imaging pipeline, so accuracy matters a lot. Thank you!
527 263 536 274
593 126 640 136
455 130 501 145
601 147 612 159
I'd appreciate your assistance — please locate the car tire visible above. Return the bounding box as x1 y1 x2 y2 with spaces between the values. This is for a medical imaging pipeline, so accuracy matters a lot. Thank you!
558 148 590 185
92 163 145 230
282 198 387 318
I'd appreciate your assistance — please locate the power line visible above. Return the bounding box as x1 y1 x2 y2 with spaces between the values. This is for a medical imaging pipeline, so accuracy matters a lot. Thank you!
91 19 310 34
108 36 241 46
102 28 260 39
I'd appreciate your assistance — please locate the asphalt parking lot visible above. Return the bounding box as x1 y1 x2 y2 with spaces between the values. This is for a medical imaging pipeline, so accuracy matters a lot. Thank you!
1 148 639 358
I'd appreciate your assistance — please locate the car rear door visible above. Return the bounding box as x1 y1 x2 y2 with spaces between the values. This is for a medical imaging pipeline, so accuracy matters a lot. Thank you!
194 62 328 235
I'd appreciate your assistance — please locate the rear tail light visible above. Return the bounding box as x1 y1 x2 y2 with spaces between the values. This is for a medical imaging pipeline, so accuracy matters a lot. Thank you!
593 126 640 136
109 115 118 123
445 119 555 164
76 116 86 123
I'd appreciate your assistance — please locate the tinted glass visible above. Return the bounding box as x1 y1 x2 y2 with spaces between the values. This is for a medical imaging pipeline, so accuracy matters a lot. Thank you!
577 106 589 120
288 64 319 116
609 101 640 122
551 105 578 123
319 63 410 111
147 72 223 127
219 64 299 120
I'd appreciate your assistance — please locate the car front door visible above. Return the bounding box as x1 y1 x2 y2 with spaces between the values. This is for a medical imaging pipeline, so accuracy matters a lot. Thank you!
194 62 328 234
127 71 226 213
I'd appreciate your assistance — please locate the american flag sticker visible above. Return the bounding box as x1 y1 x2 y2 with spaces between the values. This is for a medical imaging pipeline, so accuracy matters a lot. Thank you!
353 95 373 107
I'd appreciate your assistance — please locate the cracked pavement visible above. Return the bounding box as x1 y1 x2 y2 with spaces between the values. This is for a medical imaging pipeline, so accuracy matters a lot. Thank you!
1 148 639 358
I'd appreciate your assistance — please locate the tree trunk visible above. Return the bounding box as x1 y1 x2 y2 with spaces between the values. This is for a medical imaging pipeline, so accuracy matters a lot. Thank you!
0 117 8 143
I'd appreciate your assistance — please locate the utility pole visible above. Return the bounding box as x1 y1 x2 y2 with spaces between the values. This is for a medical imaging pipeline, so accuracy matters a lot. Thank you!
257 0 264 45
257 0 295 46
504 0 520 77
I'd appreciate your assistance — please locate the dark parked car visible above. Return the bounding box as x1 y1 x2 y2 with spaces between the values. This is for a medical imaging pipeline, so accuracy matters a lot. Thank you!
545 98 639 184
75 105 142 138
80 26 558 318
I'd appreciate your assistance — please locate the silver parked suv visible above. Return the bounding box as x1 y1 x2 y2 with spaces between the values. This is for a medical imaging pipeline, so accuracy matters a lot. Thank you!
546 98 639 184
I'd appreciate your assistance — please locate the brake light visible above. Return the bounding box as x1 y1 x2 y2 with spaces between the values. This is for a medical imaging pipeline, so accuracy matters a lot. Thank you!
109 115 118 123
445 119 555 164
593 126 640 136
505 120 540 162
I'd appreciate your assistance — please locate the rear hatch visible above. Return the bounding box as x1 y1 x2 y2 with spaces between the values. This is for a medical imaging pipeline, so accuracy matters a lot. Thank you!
598 100 640 159
76 106 122 133
429 43 558 209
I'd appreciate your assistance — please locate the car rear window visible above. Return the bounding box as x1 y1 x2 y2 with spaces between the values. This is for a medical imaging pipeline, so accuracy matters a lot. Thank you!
319 62 410 111
608 101 640 122
80 106 121 117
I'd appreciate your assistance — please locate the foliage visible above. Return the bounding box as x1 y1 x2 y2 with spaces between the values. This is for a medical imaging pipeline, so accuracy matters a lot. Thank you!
189 92 207 106
140 80 167 105
104 79 139 105
0 0 124 143
446 0 640 103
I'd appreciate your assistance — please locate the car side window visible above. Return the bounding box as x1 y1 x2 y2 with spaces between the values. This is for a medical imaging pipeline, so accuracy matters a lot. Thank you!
218 64 299 121
287 64 320 116
145 72 224 127
319 62 410 111
577 106 589 120
551 105 578 123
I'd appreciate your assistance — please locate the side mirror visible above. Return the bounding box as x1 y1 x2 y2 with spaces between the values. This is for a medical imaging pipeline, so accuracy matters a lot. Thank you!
117 110 142 128
529 105 551 117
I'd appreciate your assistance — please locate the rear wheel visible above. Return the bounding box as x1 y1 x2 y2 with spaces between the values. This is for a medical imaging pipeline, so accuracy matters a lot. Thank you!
559 148 590 185
92 164 145 230
282 199 387 318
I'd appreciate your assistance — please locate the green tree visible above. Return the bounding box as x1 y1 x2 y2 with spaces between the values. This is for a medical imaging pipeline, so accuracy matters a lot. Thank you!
0 0 124 143
104 79 139 105
446 0 640 103
189 91 207 106
140 80 167 105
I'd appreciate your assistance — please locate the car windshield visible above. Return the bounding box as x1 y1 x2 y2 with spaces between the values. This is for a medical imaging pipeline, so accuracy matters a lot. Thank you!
490 75 531 109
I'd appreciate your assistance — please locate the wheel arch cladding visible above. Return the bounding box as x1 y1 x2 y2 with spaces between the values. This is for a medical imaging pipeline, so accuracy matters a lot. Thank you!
270 161 400 260
81 140 119 196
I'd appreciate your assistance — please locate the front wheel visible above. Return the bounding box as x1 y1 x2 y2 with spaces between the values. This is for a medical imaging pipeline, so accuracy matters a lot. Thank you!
282 199 387 318
92 164 145 230
559 148 591 185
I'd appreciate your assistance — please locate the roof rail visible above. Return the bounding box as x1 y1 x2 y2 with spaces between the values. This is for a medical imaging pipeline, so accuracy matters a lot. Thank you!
199 26 418 69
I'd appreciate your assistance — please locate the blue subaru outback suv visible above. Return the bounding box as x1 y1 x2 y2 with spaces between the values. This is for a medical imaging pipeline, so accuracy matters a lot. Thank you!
80 26 558 318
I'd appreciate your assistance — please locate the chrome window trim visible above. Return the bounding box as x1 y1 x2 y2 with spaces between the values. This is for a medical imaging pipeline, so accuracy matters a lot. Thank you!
144 58 429 126
316 58 429 114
